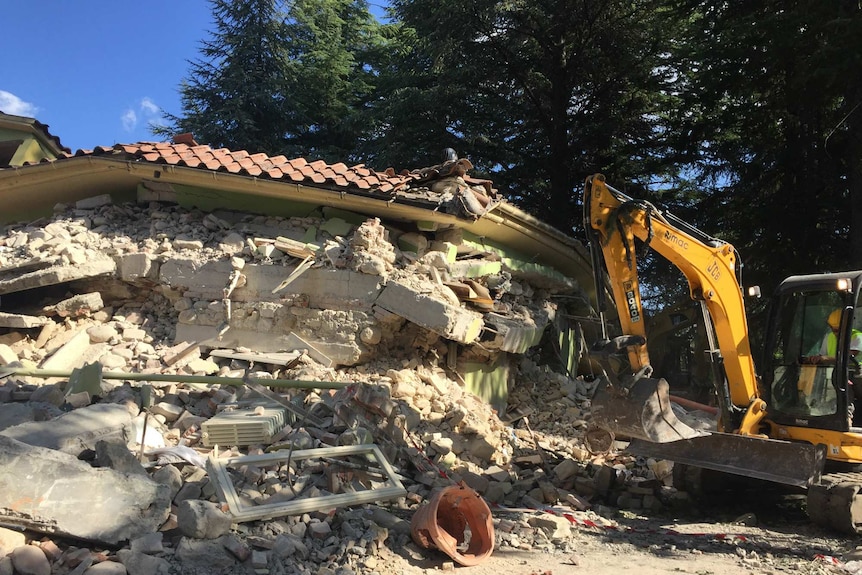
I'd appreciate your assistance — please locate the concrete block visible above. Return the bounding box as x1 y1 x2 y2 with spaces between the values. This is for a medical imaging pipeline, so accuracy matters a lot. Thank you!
55 293 104 318
397 232 428 254
150 402 184 422
152 464 184 500
0 258 116 297
375 281 483 344
177 500 232 539
429 241 458 263
554 459 580 482
482 311 549 353
40 330 93 371
448 260 503 279
0 344 18 365
0 403 132 454
0 436 170 545
526 514 571 539
117 253 157 281
0 312 50 329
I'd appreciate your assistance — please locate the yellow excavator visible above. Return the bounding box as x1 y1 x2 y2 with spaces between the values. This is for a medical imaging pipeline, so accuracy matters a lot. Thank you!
584 173 862 533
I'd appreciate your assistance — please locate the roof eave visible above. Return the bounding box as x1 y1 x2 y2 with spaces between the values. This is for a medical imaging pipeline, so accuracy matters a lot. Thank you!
0 156 593 295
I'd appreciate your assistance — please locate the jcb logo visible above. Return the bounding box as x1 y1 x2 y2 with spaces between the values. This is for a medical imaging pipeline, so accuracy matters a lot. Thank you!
707 260 721 281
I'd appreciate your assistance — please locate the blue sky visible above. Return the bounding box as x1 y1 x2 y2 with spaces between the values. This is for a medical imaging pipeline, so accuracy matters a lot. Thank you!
1 2 215 151
3 2 389 153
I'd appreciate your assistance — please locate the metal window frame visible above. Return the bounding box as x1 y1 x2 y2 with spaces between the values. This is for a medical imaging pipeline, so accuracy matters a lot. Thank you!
206 444 406 522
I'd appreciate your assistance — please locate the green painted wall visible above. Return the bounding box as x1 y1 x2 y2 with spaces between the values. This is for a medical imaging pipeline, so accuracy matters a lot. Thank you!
462 231 571 285
462 353 510 415
170 183 320 218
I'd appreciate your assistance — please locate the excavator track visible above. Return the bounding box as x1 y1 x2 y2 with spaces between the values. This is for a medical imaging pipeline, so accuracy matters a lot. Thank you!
807 471 862 534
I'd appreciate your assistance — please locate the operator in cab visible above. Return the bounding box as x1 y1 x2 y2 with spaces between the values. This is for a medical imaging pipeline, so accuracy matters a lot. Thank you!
809 308 862 364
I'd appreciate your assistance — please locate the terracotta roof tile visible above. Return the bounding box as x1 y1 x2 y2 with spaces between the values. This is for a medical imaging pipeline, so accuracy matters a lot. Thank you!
47 141 498 218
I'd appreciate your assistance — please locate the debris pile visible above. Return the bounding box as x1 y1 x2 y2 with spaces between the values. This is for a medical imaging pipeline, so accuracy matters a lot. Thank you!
0 196 681 574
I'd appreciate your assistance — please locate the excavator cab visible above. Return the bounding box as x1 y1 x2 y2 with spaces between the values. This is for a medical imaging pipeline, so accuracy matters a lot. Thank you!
763 272 862 433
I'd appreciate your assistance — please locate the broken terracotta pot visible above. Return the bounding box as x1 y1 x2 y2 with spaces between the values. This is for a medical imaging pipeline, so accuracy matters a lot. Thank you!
410 483 495 566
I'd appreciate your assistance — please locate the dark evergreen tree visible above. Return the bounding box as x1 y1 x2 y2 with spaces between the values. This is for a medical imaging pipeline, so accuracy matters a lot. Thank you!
157 0 387 162
155 0 293 155
669 1 862 287
371 0 680 234
279 0 387 161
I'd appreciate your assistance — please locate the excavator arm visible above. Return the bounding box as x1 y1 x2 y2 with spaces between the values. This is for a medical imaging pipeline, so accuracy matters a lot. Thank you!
584 174 764 436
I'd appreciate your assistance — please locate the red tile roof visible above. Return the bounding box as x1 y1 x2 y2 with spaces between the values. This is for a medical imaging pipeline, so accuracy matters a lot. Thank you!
8 138 499 218
64 142 418 195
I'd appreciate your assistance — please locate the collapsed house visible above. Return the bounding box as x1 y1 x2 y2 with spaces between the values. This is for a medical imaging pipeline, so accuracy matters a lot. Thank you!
0 112 681 574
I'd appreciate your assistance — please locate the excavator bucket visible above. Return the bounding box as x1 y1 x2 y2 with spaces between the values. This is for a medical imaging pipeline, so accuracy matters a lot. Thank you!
629 434 825 487
589 376 706 443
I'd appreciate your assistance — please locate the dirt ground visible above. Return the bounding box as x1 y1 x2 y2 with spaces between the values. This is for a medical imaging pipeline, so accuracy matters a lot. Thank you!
374 487 861 575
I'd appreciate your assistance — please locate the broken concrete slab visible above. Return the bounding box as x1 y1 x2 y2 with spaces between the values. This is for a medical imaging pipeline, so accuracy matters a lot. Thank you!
39 330 93 371
0 312 51 329
207 349 303 367
0 435 170 545
0 258 116 296
482 311 550 353
54 292 104 318
160 258 381 307
176 324 340 366
375 281 483 344
0 403 132 454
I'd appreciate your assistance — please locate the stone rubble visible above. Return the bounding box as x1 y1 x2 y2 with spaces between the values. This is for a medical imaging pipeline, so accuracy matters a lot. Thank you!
0 195 837 575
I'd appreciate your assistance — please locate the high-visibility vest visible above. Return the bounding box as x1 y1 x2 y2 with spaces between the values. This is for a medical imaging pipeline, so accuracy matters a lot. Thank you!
826 329 862 356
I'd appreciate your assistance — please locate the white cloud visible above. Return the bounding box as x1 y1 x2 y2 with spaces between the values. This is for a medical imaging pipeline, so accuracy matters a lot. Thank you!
0 90 39 117
140 97 159 116
121 109 137 132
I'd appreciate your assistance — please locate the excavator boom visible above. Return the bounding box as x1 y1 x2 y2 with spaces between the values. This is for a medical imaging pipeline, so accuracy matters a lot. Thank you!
584 174 761 435
582 174 826 489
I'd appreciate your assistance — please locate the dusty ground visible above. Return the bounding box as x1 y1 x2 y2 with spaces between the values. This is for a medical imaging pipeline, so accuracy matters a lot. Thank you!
376 485 861 575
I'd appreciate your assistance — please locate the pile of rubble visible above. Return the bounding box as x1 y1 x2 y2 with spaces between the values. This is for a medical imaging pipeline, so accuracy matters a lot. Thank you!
0 196 683 575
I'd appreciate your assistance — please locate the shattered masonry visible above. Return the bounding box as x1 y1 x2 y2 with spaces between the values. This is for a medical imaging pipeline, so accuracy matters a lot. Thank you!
0 119 688 574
